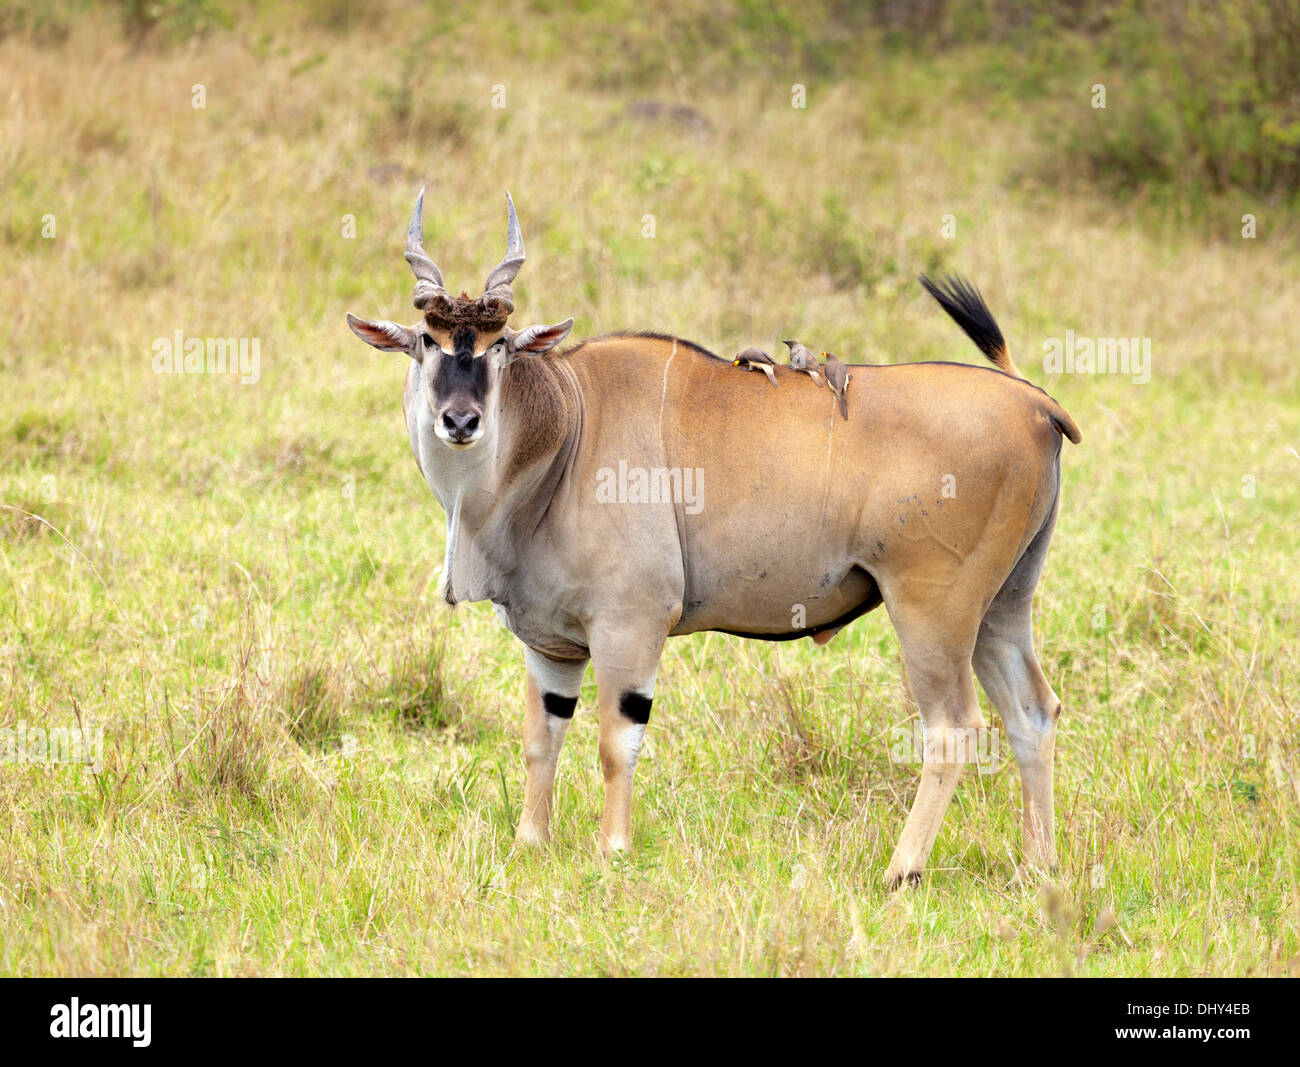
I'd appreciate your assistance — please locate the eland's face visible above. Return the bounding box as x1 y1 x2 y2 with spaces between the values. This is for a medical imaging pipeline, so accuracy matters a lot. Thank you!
346 189 574 454
420 324 500 450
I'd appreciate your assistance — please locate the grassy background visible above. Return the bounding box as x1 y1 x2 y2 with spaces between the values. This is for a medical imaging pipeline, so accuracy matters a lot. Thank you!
0 0 1297 975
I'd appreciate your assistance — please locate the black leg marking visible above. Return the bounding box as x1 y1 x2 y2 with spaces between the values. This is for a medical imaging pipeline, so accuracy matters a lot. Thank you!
542 692 577 719
618 691 652 725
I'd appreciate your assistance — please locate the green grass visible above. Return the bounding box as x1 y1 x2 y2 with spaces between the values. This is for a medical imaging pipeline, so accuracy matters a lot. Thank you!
0 1 1297 975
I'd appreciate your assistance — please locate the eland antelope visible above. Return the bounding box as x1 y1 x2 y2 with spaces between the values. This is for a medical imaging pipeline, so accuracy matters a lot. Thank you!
347 192 1082 887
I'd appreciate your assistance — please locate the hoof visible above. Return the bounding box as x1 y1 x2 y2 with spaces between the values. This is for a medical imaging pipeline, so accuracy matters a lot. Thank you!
1014 858 1057 886
597 834 630 860
514 824 550 848
884 867 923 891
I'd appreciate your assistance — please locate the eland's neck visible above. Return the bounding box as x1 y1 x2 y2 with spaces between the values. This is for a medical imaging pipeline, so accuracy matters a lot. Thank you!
415 354 580 604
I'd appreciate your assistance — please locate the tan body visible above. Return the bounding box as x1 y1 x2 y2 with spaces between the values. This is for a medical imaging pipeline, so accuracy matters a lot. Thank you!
352 195 1078 886
403 334 1077 884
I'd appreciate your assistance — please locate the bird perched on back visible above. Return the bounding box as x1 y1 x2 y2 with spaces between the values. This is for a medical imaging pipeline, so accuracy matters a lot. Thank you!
782 339 823 386
733 347 778 388
823 352 850 419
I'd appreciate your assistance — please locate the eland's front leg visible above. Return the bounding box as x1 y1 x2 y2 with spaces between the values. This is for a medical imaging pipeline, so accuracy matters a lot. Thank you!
516 647 588 846
589 625 667 856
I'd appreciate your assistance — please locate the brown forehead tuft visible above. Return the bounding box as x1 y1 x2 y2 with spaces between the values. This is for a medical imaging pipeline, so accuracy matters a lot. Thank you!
422 292 511 332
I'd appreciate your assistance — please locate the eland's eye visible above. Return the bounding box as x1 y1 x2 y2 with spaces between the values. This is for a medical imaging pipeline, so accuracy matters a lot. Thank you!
422 334 435 349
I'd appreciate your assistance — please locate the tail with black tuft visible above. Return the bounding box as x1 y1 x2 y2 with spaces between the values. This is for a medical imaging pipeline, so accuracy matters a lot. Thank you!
920 272 1081 444
919 273 1022 379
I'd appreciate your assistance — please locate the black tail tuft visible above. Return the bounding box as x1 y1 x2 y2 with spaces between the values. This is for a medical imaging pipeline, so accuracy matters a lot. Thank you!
919 273 1019 377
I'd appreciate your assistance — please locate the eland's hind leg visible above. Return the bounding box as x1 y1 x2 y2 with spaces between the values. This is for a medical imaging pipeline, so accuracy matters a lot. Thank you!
972 498 1063 872
880 586 988 889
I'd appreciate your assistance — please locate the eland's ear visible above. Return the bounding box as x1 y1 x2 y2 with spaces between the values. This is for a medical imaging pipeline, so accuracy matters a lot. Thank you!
503 318 574 362
346 313 419 354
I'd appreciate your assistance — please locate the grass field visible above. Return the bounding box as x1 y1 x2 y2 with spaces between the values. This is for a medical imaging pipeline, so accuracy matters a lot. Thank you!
1 1 1297 976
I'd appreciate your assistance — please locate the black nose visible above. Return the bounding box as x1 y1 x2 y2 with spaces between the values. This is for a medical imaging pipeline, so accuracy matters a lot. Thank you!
441 410 480 443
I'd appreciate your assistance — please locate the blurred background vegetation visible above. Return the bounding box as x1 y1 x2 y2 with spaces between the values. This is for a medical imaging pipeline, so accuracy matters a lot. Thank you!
6 0 1299 207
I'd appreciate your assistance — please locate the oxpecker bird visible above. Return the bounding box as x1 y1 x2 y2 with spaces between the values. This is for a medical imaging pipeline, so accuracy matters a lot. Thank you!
782 339 824 386
823 352 850 419
733 347 778 388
